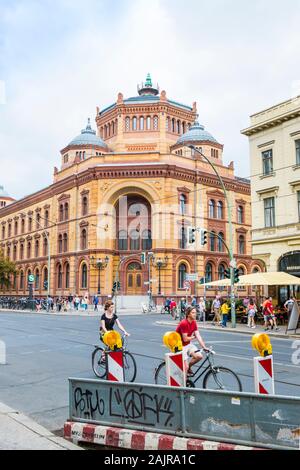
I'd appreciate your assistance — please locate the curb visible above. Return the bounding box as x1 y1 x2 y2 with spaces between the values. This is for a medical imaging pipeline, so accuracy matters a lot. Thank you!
156 320 299 340
64 422 263 451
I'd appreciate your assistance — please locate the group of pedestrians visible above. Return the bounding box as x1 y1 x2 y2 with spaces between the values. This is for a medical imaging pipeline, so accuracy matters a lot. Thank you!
43 294 91 312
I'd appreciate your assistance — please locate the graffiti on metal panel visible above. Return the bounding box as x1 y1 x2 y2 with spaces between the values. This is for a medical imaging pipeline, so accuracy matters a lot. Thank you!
109 387 174 427
73 386 174 427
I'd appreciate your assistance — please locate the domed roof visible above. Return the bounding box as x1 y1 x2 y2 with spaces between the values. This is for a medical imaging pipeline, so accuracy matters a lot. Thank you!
68 119 108 148
177 120 219 145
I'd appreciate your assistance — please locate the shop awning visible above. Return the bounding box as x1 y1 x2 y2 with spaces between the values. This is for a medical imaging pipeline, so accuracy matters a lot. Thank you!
203 271 300 287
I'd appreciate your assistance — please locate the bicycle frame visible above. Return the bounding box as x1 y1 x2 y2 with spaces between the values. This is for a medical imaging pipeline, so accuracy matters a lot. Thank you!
187 352 215 385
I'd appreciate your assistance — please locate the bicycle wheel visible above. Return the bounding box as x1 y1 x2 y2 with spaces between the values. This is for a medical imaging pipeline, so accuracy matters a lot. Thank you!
92 347 106 378
203 367 242 392
123 351 137 383
154 362 167 385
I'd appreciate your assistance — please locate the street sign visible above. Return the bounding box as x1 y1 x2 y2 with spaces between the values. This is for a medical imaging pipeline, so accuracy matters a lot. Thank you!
28 275 35 283
186 274 198 282
183 280 191 289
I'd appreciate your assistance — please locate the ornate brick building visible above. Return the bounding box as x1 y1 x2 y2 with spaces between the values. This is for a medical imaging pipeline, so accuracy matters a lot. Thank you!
0 75 263 302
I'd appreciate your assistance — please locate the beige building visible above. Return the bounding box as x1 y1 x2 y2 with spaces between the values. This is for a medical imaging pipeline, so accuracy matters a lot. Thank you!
0 75 263 303
241 95 300 302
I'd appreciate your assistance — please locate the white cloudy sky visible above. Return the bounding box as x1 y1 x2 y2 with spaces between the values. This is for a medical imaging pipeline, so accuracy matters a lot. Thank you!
1 0 300 200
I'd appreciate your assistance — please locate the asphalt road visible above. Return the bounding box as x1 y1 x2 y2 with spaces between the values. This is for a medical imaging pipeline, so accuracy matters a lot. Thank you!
0 311 299 432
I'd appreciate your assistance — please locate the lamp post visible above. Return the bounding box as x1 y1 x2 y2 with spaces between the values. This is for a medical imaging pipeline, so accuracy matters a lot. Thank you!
185 144 237 328
90 256 109 295
154 256 169 295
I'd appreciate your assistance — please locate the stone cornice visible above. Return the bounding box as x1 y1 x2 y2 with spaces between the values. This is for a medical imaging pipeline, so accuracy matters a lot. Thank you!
241 108 300 136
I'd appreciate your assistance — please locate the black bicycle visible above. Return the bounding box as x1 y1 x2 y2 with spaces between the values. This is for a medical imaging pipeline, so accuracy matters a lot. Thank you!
92 334 137 382
155 347 242 391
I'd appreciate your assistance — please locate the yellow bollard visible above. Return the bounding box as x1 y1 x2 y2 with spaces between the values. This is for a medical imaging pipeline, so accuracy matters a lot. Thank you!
103 330 123 351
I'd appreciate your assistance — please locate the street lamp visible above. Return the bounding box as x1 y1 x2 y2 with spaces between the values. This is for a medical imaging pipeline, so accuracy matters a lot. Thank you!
184 144 237 328
90 256 109 294
154 256 169 295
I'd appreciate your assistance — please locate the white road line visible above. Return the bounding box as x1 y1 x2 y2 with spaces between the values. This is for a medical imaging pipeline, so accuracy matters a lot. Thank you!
216 353 300 369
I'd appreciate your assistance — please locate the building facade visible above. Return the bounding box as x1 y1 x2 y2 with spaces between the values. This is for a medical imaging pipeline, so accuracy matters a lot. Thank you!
241 95 300 302
0 75 263 302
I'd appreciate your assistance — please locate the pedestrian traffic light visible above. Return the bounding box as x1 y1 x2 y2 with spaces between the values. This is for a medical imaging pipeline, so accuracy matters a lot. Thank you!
224 268 231 279
141 252 146 265
188 227 197 244
234 268 240 284
113 281 121 292
199 277 205 285
200 229 208 246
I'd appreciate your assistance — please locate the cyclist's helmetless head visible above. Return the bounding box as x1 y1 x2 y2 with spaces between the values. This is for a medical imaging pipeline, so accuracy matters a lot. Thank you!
185 306 197 320
104 300 114 311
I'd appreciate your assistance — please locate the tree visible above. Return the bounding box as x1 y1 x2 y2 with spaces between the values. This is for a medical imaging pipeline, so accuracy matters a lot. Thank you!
0 250 17 289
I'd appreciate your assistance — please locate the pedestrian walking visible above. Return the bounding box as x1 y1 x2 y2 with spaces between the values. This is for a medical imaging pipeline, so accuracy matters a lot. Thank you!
220 300 230 328
198 297 206 322
93 294 99 312
247 298 257 329
74 295 80 311
211 296 221 325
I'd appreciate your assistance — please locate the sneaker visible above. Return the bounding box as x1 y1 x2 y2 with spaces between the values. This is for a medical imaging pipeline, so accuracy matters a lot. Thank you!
264 328 269 331
275 327 280 331
251 326 256 329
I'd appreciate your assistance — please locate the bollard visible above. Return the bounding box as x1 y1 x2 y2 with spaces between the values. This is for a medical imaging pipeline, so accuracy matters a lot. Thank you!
163 332 185 387
252 334 275 395
103 331 124 382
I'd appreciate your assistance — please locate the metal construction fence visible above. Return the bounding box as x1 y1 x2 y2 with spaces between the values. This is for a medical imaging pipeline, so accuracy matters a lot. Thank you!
69 378 300 450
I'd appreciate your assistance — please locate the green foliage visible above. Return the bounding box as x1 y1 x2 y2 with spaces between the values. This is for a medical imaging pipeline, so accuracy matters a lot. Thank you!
0 250 17 288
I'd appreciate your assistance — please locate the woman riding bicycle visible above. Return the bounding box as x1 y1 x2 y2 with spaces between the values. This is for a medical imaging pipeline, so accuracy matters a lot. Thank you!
100 300 130 342
176 306 209 376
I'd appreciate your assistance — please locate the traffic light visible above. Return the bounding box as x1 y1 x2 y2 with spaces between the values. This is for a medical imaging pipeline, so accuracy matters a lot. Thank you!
141 252 146 265
224 268 231 279
188 227 197 244
112 281 121 293
199 277 205 285
200 229 208 246
234 268 240 284
43 280 48 290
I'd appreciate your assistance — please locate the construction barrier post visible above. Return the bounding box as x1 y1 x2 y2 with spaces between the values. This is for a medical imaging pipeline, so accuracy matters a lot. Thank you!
253 355 275 395
106 350 125 382
165 351 186 387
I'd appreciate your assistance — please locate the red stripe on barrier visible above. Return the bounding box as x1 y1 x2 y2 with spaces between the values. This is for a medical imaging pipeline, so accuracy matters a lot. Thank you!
158 435 175 450
64 422 72 439
259 383 269 394
82 424 95 442
108 372 118 382
131 431 146 450
260 358 272 377
109 351 124 368
218 442 237 450
187 439 204 450
170 377 181 387
170 354 184 369
106 427 121 447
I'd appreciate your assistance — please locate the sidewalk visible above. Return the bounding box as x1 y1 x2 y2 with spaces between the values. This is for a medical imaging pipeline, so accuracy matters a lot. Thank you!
156 318 299 339
0 402 81 450
0 307 147 317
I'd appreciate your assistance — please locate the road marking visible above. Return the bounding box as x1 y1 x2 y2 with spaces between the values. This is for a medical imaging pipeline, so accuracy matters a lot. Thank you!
216 353 300 370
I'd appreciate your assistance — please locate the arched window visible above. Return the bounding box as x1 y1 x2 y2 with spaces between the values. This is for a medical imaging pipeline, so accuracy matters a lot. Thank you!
28 217 32 232
182 122 186 134
166 117 170 131
125 117 130 131
58 234 63 253
43 237 48 256
82 196 88 216
172 118 176 133
178 263 187 289
35 270 40 290
13 273 17 290
63 233 68 253
36 213 41 229
20 243 24 260
64 203 69 221
14 221 18 236
146 116 151 130
139 116 144 130
7 246 10 260
180 194 187 215
118 230 128 251
237 206 244 224
205 263 213 283
27 242 31 259
81 264 88 289
238 235 245 255
107 123 111 136
177 120 181 134
65 263 70 289
57 264 63 289
2 226 5 239
44 211 49 228
59 204 64 222
81 229 87 250
209 200 215 218
35 240 39 258
218 264 226 280
43 268 48 289
218 232 225 252
132 117 137 131
13 245 17 261
8 223 11 237
130 230 140 251
217 201 223 219
20 270 24 290
142 230 152 250
112 121 115 135
209 232 216 252
21 219 25 234
252 267 260 274
153 116 159 130
238 266 245 277
104 125 107 138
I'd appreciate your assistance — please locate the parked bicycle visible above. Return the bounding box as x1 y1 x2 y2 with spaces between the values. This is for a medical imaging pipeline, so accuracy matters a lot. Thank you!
154 347 242 391
92 334 137 382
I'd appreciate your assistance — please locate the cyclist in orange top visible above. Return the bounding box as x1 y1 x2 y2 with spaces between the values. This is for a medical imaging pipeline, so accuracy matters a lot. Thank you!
176 306 209 376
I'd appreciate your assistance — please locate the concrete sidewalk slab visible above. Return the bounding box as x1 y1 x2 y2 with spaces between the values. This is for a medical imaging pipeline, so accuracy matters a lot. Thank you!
0 308 148 317
0 403 81 450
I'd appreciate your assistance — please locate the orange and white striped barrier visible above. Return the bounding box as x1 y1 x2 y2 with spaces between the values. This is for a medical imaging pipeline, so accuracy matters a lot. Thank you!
253 356 275 395
106 351 124 382
165 352 186 387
